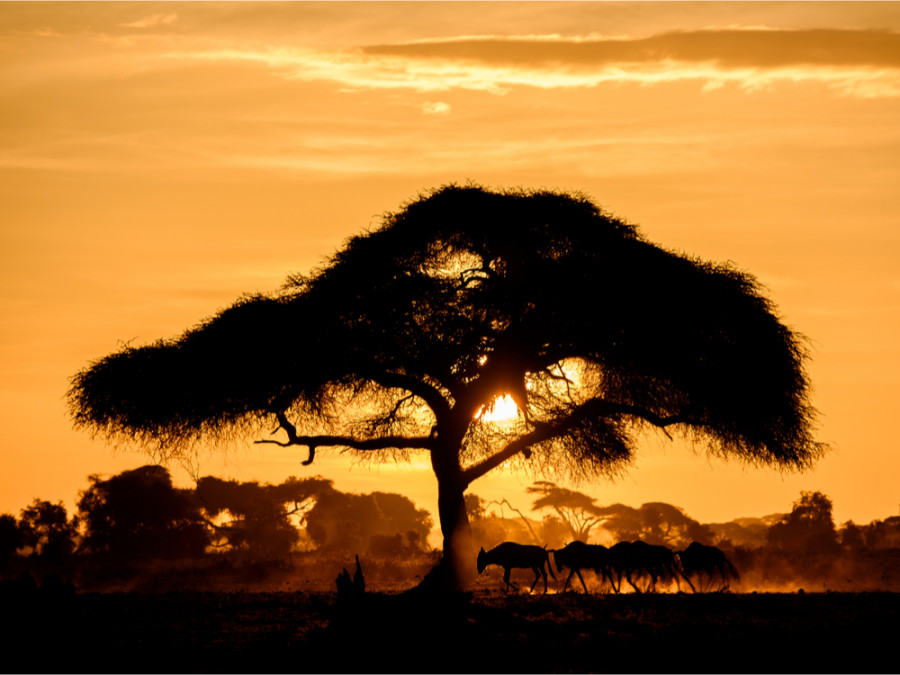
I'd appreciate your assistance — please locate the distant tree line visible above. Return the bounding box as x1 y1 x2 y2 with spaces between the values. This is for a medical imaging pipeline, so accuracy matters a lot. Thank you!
2 469 898 593
0 465 434 591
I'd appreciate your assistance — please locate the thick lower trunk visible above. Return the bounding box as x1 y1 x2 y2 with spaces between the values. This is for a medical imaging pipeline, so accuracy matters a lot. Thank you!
437 480 475 588
431 440 476 590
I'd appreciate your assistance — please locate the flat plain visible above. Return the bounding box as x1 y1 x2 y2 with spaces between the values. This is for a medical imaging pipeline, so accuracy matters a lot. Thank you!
4 586 898 673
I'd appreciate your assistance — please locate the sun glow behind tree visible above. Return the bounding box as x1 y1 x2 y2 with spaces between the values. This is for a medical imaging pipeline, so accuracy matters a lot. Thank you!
68 185 825 587
477 394 519 424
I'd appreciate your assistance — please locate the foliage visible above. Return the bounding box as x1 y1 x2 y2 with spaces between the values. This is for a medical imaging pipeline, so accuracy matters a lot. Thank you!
856 515 900 550
0 514 23 569
598 501 713 548
705 515 782 549
304 490 433 555
527 481 605 541
67 184 827 582
77 465 208 560
766 490 839 553
195 475 332 558
68 185 824 470
18 500 77 562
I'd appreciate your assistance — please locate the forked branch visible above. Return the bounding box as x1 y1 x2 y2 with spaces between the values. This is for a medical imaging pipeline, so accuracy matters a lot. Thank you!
461 398 685 486
256 411 436 465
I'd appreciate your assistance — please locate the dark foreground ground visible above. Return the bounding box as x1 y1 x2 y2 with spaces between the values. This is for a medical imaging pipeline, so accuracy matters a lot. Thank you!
3 587 898 673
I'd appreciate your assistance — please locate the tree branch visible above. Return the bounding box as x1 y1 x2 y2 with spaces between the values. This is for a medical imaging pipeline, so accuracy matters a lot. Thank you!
461 397 686 486
363 370 452 420
255 411 435 465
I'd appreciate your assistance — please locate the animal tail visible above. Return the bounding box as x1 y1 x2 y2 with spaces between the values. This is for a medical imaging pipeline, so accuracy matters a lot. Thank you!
544 550 557 579
725 559 740 581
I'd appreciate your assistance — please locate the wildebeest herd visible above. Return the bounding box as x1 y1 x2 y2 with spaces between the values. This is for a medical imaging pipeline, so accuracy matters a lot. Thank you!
477 540 739 594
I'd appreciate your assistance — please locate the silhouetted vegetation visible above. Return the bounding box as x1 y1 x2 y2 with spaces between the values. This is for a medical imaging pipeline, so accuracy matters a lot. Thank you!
79 466 209 561
67 184 826 586
305 489 432 557
3 472 899 597
195 475 331 558
4 471 900 672
0 466 440 593
465 487 900 595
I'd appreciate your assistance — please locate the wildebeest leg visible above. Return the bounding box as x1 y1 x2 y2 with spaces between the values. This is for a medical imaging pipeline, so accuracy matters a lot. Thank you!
576 569 589 593
614 571 624 594
562 569 575 592
529 566 546 593
503 567 515 593
609 569 622 594
598 568 616 594
626 570 642 594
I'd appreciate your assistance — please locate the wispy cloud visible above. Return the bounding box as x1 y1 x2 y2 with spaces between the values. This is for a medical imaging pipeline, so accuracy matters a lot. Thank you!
121 13 178 29
168 29 900 98
422 101 451 115
363 30 900 69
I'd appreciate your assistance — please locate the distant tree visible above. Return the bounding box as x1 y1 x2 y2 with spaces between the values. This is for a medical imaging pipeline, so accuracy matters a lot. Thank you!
195 475 331 558
77 466 208 560
18 500 77 563
858 516 900 550
536 514 571 549
527 481 604 542
766 491 839 553
839 520 865 551
706 516 780 549
598 501 711 548
67 184 826 587
304 489 433 555
0 514 23 572
464 494 488 522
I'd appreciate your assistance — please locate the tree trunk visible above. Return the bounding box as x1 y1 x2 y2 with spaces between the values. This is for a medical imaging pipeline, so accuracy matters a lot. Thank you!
431 442 476 590
437 479 475 588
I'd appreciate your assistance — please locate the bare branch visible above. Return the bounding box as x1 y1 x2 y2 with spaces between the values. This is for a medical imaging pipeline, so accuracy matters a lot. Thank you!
256 411 436 465
484 498 542 545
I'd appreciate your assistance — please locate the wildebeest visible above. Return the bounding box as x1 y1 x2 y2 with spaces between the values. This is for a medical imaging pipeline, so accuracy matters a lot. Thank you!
477 542 555 593
609 540 682 593
677 542 740 592
551 541 618 593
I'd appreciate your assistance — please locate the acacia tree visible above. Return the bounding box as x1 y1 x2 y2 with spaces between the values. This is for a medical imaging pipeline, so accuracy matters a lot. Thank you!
68 184 825 587
527 481 605 542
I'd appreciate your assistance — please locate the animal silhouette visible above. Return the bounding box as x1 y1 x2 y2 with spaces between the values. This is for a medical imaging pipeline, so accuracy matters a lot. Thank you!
552 541 618 593
609 540 682 593
677 542 739 592
477 542 555 593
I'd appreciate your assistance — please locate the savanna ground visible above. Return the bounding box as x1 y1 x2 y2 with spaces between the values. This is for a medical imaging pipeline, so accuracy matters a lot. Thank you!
4 560 899 673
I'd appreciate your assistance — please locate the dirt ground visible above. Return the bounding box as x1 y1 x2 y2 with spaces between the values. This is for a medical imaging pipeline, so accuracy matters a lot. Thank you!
3 585 899 673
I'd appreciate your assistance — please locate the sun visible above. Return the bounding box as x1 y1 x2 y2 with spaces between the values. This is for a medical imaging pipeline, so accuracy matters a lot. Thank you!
477 394 520 423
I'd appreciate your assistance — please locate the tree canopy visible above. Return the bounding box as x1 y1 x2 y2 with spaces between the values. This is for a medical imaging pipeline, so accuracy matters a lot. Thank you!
68 184 826 584
77 465 208 560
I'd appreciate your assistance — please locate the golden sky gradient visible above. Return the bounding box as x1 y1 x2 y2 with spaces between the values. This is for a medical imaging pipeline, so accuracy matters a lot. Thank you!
2 2 899 536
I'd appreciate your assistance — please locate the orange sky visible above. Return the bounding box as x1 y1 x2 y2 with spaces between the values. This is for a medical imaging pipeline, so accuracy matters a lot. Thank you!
2 2 899 537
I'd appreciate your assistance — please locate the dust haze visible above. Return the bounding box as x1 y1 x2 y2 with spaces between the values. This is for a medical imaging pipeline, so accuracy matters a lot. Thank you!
3 466 898 595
